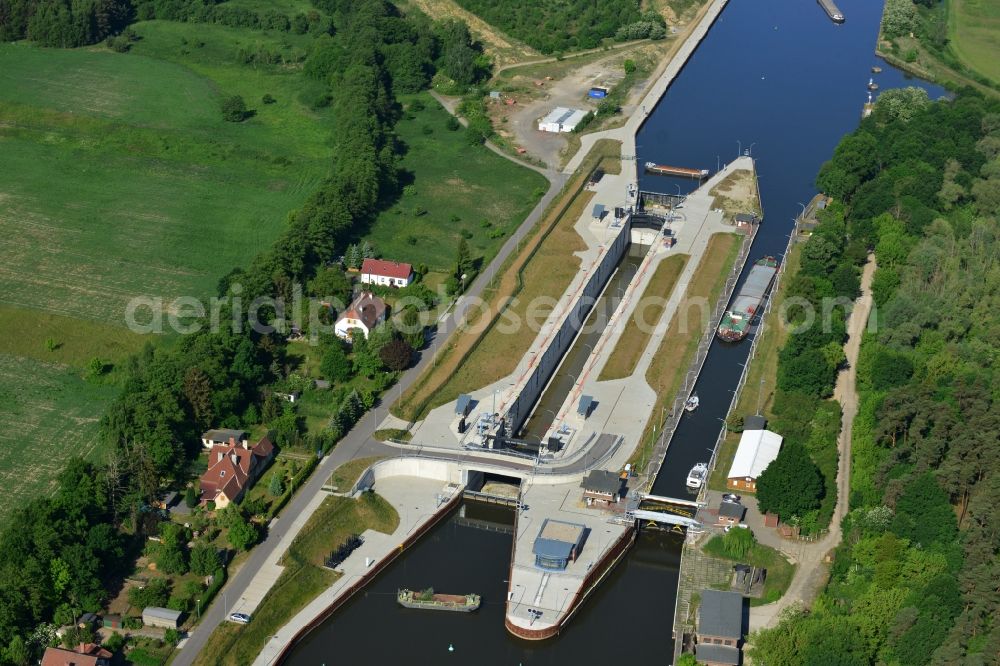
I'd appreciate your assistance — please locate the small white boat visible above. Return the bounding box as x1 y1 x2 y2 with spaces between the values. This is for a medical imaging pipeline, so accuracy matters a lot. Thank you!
685 395 699 412
686 462 708 489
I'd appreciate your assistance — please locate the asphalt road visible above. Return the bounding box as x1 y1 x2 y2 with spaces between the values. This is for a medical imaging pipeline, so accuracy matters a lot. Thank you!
174 147 567 666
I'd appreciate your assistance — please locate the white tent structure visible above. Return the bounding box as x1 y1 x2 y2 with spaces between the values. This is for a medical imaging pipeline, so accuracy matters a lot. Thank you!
726 429 782 491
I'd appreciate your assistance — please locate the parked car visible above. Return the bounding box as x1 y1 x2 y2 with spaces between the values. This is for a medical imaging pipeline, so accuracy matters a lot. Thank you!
724 523 750 533
229 612 251 624
722 493 741 503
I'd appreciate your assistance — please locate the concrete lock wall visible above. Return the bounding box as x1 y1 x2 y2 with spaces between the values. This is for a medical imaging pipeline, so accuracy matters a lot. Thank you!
506 219 631 433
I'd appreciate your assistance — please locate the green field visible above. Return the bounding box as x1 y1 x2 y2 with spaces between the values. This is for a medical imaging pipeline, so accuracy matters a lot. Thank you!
949 0 1000 85
365 93 546 271
0 354 118 524
0 35 331 324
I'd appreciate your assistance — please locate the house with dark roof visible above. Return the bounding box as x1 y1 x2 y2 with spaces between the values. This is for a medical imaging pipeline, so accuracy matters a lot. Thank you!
199 435 275 509
334 291 387 341
360 258 413 288
532 519 586 571
42 642 112 666
718 501 746 526
200 429 248 449
696 589 744 666
580 470 622 506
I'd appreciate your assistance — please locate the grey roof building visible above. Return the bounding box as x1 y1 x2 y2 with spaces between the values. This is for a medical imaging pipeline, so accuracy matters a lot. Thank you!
532 519 586 571
698 589 744 643
695 643 741 666
719 501 746 523
580 470 622 503
142 606 182 629
743 414 767 430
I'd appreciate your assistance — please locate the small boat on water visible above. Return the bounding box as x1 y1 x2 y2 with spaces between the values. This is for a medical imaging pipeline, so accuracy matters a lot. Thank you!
398 589 481 612
871 66 882 74
867 78 879 91
685 395 700 412
686 462 708 490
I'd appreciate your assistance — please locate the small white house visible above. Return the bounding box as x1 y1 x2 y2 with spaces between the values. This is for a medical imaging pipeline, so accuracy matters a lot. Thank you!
359 258 413 288
538 107 588 133
335 292 387 341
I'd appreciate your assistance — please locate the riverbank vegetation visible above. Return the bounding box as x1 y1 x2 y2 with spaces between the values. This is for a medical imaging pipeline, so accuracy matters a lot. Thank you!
631 232 741 471
748 90 1000 664
879 0 1000 93
193 491 399 666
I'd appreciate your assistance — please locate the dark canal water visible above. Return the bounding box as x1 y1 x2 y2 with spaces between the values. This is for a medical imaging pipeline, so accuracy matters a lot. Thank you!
286 0 946 663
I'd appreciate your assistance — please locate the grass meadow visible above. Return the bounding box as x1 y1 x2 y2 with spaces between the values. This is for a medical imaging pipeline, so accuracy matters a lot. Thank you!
0 38 331 325
949 0 1000 85
365 93 546 271
0 354 118 523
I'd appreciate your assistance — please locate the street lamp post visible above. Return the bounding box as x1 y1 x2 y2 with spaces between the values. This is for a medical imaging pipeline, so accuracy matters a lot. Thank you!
748 142 757 157
736 139 742 157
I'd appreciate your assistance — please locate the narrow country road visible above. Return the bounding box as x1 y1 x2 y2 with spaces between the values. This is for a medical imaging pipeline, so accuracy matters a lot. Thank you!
748 255 876 630
174 118 566 666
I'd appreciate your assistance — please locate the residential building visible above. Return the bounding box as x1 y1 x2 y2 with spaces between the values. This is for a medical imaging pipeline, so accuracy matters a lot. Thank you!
726 429 783 492
580 470 622 506
41 643 112 666
334 291 387 341
199 435 275 509
359 258 413 288
142 606 182 629
718 501 746 526
696 589 744 666
200 429 247 449
532 519 586 571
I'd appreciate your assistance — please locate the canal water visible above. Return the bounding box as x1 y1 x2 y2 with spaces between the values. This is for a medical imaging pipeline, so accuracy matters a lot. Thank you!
286 0 946 662
520 243 649 444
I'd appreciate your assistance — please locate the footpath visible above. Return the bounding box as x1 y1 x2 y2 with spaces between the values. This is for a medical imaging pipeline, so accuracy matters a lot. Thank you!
747 256 877 630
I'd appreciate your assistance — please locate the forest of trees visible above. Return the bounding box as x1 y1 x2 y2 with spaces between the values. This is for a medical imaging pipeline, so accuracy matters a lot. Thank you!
452 0 664 54
749 89 1000 665
0 1 489 663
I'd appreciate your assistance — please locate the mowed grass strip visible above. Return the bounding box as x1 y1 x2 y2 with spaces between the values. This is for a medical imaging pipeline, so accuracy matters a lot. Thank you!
949 0 1000 85
709 243 802 491
599 254 688 381
0 354 118 524
0 305 151 369
365 93 546 271
392 139 622 421
631 232 741 470
193 491 399 666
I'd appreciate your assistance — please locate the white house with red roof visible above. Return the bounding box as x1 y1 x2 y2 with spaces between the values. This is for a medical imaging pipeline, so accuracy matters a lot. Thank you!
199 435 275 509
334 291 387 341
359 258 413 288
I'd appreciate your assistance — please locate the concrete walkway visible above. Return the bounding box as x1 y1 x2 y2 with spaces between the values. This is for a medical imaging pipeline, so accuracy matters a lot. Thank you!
747 256 877 630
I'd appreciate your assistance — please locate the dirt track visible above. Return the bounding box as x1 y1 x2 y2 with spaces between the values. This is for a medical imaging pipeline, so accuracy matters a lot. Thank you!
748 255 876 630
